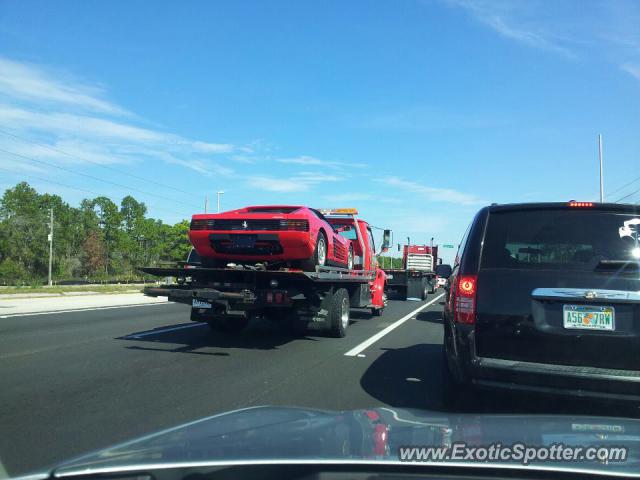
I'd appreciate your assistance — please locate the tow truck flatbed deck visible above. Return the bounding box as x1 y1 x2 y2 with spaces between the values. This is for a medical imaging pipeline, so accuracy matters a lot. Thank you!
139 265 376 284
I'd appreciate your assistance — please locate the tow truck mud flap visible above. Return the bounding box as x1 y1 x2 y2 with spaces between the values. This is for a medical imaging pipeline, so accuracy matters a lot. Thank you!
295 287 334 332
406 276 427 300
350 283 371 308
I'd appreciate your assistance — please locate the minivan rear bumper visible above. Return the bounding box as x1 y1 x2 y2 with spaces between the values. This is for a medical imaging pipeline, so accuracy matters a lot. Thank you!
469 352 640 401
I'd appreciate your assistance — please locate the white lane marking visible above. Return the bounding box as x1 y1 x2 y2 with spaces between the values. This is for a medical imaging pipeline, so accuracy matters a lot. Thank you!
0 301 173 318
125 322 206 339
344 293 444 357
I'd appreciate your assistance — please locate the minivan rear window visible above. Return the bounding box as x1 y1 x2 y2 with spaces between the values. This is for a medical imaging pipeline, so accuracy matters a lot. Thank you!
481 209 640 270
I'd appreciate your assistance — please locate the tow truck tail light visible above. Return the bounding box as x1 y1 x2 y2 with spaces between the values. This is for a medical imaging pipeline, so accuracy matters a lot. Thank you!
568 201 594 207
279 220 309 231
454 275 477 324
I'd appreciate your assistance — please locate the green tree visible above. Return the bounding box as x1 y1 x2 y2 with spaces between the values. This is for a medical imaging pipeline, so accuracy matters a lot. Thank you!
0 182 49 282
82 231 106 276
89 197 122 276
0 182 191 284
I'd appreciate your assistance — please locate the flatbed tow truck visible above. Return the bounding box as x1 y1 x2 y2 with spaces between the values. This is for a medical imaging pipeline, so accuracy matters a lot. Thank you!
140 209 391 337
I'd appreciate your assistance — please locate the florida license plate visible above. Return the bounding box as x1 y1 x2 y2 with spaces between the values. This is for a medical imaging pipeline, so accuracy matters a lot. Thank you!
563 305 615 331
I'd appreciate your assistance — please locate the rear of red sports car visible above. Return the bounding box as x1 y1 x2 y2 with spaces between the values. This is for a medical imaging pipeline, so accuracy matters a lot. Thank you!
189 205 323 266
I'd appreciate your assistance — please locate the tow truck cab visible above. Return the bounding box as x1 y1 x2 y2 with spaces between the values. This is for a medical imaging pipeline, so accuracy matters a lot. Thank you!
322 209 379 272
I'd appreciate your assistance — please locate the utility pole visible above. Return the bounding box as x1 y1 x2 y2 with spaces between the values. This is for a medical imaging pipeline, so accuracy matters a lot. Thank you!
48 208 53 287
217 191 224 213
204 194 208 213
598 134 604 202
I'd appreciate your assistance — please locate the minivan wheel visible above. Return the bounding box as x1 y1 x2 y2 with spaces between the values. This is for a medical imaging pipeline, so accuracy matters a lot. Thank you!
441 350 475 412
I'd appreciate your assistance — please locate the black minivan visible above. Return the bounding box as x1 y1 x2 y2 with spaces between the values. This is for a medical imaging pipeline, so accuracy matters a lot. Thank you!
443 202 640 402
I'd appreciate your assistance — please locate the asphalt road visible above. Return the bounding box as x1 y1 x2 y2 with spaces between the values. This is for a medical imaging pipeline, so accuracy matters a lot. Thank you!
1 292 638 476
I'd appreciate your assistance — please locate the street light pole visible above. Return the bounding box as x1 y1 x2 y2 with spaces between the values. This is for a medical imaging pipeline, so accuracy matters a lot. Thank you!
598 134 604 202
216 191 224 213
48 208 53 287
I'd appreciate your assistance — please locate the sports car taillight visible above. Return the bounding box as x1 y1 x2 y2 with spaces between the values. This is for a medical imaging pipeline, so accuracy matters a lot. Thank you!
454 275 477 324
279 220 309 231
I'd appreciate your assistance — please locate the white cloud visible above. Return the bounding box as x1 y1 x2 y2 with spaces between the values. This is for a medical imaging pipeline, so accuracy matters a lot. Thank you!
1 138 135 166
246 176 309 193
324 193 374 202
294 172 342 183
0 57 240 186
381 176 485 206
442 0 640 78
230 154 256 164
191 141 234 154
621 62 640 80
276 155 367 169
445 0 575 58
0 56 129 115
246 171 344 193
0 104 167 143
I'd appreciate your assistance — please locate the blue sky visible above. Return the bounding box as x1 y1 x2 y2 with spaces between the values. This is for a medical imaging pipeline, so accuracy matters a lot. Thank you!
0 0 639 263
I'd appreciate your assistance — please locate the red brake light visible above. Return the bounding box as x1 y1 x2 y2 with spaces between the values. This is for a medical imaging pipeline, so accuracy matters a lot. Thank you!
454 275 477 325
279 219 309 231
458 277 476 295
568 201 594 208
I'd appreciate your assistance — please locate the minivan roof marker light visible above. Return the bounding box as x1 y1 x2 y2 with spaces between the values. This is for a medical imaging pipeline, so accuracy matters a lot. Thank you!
568 201 594 207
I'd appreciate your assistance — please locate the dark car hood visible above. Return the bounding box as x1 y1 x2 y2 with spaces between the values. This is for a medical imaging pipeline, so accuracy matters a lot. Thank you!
50 406 640 477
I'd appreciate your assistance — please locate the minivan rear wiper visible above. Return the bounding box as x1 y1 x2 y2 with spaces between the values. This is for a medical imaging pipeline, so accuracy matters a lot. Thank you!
594 260 640 271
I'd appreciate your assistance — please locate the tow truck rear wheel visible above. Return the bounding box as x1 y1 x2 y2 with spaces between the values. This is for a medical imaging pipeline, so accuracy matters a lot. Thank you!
328 288 350 338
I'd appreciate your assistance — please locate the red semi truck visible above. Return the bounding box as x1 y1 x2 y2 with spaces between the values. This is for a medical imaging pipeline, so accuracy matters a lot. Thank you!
141 208 392 337
383 244 438 300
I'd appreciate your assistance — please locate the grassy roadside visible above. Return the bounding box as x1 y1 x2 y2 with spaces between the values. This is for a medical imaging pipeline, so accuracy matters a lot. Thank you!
0 284 148 295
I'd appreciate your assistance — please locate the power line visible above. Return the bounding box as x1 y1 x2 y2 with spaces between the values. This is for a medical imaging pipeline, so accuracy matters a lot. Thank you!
0 165 189 218
605 174 640 199
0 147 201 209
614 186 640 204
0 128 202 199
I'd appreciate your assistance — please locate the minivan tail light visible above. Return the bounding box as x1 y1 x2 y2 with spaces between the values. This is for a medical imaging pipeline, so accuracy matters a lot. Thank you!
454 275 477 324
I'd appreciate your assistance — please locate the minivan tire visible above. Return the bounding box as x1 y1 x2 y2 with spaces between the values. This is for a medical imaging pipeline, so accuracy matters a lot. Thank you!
441 350 475 411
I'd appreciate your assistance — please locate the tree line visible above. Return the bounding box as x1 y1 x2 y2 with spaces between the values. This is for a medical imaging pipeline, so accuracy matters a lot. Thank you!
0 182 191 285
